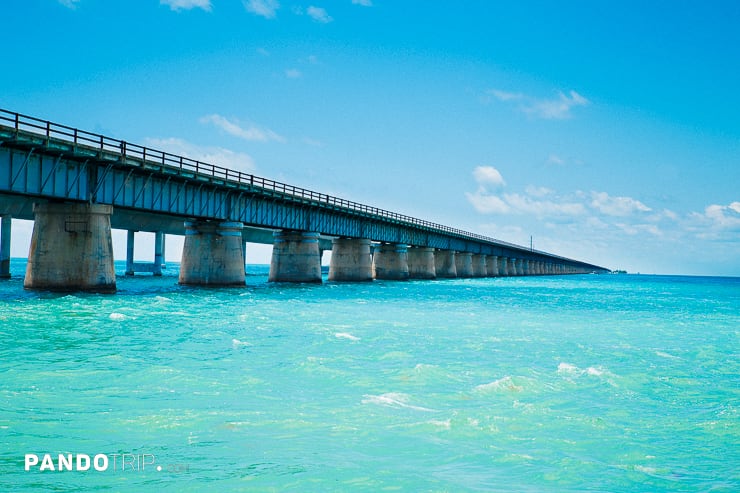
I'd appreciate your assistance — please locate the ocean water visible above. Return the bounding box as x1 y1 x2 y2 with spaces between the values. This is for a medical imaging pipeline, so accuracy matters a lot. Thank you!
1 260 738 492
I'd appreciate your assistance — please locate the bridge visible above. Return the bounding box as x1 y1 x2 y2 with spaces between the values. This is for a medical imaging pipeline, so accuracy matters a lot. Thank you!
0 109 609 292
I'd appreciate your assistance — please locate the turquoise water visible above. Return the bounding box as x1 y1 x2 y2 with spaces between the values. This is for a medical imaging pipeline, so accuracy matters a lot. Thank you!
1 260 738 492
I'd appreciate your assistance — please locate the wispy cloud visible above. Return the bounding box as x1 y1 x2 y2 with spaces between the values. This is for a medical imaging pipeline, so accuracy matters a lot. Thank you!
285 68 302 79
590 191 651 217
144 137 256 173
352 0 373 6
487 88 590 120
243 0 279 18
200 114 285 143
160 0 212 11
58 0 80 9
306 6 333 23
688 201 740 238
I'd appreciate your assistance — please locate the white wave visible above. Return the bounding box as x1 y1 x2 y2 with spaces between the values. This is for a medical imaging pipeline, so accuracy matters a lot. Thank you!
586 366 604 376
361 392 435 412
154 296 172 303
427 419 451 429
232 338 251 348
655 351 680 359
475 376 522 392
557 362 580 374
109 313 126 321
334 332 360 341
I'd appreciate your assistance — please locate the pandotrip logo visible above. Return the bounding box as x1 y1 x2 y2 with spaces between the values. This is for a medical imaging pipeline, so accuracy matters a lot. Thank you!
24 453 189 473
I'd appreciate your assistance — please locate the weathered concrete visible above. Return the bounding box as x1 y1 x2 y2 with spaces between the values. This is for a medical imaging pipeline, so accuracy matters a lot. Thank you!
486 255 499 277
508 258 518 276
522 259 530 276
472 254 487 277
514 258 523 276
328 237 373 282
455 252 474 278
0 215 10 279
24 203 116 292
179 221 245 286
374 243 409 280
408 246 436 279
499 256 508 276
434 249 457 278
268 230 322 283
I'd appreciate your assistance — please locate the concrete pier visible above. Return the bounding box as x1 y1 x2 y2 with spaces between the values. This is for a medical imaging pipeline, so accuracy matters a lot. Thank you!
328 237 373 282
0 215 10 279
472 254 487 277
407 247 436 279
268 230 322 283
486 255 499 277
522 259 530 276
374 243 409 280
126 230 165 276
179 221 245 286
434 250 457 278
24 203 116 292
506 257 516 276
455 252 474 278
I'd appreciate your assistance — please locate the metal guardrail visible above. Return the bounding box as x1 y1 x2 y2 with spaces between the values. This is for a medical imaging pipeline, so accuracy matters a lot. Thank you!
0 108 569 259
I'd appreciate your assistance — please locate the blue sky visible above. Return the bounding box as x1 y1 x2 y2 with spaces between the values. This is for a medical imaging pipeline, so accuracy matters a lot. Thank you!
2 0 739 275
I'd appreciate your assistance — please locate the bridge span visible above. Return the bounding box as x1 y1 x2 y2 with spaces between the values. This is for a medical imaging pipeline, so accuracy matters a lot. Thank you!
0 109 608 292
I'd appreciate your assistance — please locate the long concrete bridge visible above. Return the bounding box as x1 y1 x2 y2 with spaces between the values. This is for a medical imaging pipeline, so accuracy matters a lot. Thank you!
0 109 608 292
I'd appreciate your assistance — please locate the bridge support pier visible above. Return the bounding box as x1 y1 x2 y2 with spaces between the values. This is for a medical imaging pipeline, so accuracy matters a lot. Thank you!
408 247 436 279
472 254 487 277
24 203 116 292
126 230 165 276
179 221 245 286
374 243 409 280
0 215 10 279
434 250 457 278
328 238 373 282
268 230 322 283
486 255 499 277
455 252 474 278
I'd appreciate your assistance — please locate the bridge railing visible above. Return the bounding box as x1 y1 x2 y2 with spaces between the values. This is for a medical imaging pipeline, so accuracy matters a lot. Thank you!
0 108 574 260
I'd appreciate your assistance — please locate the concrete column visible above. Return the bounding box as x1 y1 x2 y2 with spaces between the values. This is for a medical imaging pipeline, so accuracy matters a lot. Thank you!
407 247 436 279
522 259 530 276
537 261 544 275
268 230 322 283
434 249 457 278
486 255 499 277
455 252 474 278
328 237 373 282
472 254 487 277
499 256 509 276
516 258 525 276
125 230 135 276
505 258 515 276
242 239 248 275
24 203 116 292
180 221 246 286
153 231 164 276
0 216 11 279
374 243 409 280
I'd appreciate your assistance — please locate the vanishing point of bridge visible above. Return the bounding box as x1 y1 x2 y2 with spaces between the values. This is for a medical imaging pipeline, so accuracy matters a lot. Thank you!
0 109 608 292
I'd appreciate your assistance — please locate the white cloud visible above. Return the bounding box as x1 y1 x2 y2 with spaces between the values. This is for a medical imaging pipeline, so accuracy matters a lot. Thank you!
243 0 279 18
525 185 553 197
465 191 510 214
524 91 589 120
547 154 565 165
144 137 256 174
285 68 302 79
472 165 505 187
352 0 373 5
58 0 80 8
487 88 590 120
200 114 285 143
160 0 212 11
590 192 651 217
693 201 740 232
502 193 586 218
307 6 333 23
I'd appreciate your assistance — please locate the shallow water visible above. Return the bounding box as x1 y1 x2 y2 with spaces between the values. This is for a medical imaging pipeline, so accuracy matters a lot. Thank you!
1 260 738 492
